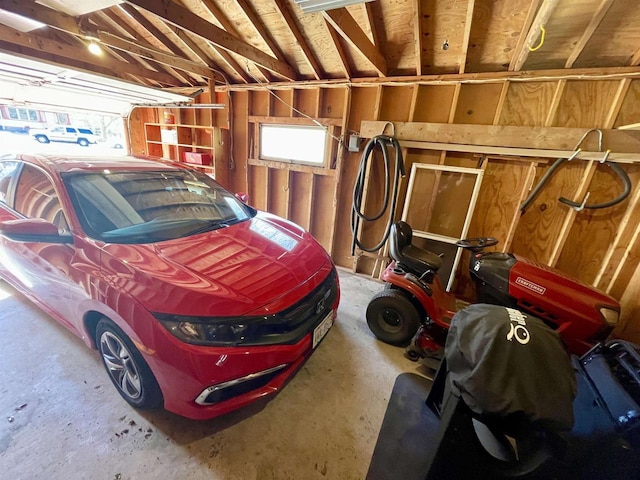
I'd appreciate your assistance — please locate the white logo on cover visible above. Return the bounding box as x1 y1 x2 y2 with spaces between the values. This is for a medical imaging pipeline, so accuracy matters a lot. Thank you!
505 307 530 345
515 277 546 295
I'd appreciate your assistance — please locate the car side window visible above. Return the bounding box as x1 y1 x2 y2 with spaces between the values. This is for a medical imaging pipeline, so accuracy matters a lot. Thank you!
14 165 70 233
66 128 75 133
0 161 19 204
51 127 64 133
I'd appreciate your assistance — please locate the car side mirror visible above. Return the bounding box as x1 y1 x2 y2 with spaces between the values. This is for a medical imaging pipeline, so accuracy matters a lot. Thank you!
235 192 248 203
0 218 73 244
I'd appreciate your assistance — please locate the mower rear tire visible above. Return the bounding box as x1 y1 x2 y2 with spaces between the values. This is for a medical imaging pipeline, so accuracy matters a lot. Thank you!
366 290 420 346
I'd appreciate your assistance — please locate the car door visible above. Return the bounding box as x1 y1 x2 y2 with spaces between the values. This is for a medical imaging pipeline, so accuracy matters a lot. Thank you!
0 163 81 332
47 126 66 142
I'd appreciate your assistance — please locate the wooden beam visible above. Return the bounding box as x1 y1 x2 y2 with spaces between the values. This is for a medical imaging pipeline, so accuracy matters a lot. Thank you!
233 0 287 62
125 0 297 80
492 81 510 125
459 0 476 74
325 21 351 79
414 0 423 76
0 0 212 81
509 0 542 71
396 140 640 163
512 0 560 71
0 26 181 86
363 2 380 46
323 8 387 77
98 9 214 81
271 0 322 80
631 46 640 66
545 79 566 126
360 121 640 154
565 0 615 68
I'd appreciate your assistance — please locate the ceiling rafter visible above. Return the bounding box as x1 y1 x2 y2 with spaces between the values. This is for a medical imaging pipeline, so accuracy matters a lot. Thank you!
0 25 180 86
124 0 297 80
413 0 423 76
184 0 254 84
271 0 322 80
322 8 387 77
363 3 379 46
118 4 202 85
234 0 287 63
90 10 182 84
564 0 615 68
509 0 542 71
0 1 213 82
324 21 350 79
459 0 475 74
511 0 560 72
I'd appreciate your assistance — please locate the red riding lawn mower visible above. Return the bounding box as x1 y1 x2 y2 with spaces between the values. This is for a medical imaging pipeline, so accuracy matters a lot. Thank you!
366 221 621 359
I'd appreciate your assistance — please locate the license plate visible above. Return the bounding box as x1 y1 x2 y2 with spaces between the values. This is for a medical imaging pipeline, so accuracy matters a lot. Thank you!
313 312 334 349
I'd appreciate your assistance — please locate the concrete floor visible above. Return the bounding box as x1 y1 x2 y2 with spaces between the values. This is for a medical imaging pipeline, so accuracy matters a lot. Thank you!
0 269 435 479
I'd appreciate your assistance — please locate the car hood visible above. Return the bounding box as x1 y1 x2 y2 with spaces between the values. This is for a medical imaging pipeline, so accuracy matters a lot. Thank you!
100 213 331 317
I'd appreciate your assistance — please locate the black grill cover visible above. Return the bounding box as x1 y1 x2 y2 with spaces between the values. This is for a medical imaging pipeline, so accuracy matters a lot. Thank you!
445 304 577 430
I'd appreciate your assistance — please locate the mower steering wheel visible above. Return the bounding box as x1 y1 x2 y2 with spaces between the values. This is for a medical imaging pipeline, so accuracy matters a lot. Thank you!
456 237 499 252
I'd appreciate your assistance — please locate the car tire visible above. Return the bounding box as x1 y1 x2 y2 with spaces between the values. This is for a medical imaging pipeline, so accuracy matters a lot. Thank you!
96 318 163 409
77 138 89 146
35 135 49 143
366 290 420 346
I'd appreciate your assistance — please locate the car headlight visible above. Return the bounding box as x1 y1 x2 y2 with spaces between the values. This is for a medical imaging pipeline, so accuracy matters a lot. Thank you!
154 313 264 346
600 307 620 327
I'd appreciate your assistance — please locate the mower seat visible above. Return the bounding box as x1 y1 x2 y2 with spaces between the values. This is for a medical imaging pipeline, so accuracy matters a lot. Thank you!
389 221 442 275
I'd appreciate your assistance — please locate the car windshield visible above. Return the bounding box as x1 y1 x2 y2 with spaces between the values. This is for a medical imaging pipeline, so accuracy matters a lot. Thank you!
63 168 255 244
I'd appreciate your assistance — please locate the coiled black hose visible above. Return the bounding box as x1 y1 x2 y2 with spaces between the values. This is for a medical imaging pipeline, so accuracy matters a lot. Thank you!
351 135 405 255
559 161 632 209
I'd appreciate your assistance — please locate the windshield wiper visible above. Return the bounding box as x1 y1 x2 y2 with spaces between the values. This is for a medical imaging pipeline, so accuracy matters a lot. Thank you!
185 220 230 237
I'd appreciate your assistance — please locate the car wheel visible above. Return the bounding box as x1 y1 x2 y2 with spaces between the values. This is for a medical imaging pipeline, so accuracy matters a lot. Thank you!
78 138 89 146
96 318 163 409
35 135 49 143
366 290 420 346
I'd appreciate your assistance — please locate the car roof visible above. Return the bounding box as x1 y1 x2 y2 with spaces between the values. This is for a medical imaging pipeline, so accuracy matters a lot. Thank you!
10 154 186 174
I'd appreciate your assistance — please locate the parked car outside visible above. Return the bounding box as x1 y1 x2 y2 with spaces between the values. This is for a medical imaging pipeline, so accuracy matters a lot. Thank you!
30 126 99 146
0 154 339 419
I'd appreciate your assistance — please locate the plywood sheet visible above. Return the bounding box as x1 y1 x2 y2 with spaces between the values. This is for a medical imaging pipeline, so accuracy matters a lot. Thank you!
378 86 414 122
556 163 640 284
510 160 588 263
412 85 457 123
523 0 603 70
575 0 640 69
465 0 532 72
498 82 557 126
310 175 336 252
614 80 640 128
453 83 504 124
267 167 289 218
553 80 620 128
419 0 469 74
319 87 346 119
289 171 313 230
248 165 268 211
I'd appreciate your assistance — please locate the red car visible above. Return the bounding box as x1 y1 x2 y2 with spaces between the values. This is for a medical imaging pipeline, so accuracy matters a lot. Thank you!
0 154 339 420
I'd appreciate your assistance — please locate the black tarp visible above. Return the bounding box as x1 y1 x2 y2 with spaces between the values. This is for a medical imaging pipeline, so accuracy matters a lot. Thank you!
445 303 577 430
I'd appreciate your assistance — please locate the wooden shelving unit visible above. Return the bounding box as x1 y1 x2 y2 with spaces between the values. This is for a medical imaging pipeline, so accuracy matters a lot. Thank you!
144 122 216 175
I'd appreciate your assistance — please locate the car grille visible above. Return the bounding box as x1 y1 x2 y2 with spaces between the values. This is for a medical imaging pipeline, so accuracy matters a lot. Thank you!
242 268 338 346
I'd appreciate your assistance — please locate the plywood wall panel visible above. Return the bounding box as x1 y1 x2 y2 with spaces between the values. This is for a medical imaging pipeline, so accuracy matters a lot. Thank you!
248 165 268 211
267 168 290 218
230 91 249 193
320 88 346 119
553 80 620 128
293 88 319 117
510 161 588 263
271 90 293 117
379 86 414 121
412 86 457 123
499 82 557 126
453 83 504 124
614 80 640 128
250 90 271 117
333 87 380 268
556 163 640 284
310 175 336 252
289 171 313 230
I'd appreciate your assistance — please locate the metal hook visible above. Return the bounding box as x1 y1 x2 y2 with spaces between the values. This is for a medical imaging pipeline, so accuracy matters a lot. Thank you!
381 121 395 137
567 148 582 161
571 192 591 212
574 128 603 152
600 149 611 164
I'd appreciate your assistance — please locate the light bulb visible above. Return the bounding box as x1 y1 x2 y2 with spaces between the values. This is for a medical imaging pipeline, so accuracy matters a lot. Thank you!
88 41 102 55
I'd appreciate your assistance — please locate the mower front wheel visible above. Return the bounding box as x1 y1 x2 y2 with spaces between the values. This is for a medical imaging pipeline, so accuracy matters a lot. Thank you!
366 290 420 346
